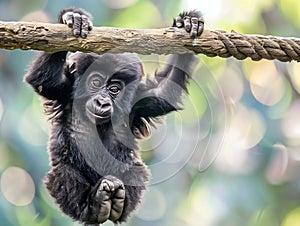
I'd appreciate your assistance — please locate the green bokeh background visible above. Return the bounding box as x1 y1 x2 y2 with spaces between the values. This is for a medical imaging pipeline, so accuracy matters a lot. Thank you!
1 0 300 226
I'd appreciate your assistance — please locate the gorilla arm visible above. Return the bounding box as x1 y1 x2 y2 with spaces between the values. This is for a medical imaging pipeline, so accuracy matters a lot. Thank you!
129 11 204 139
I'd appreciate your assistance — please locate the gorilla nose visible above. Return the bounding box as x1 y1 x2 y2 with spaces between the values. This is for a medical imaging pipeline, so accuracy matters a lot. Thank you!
93 98 112 114
94 98 110 108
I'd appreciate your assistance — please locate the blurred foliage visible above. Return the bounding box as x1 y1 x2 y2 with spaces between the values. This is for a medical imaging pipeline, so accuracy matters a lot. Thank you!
1 0 300 226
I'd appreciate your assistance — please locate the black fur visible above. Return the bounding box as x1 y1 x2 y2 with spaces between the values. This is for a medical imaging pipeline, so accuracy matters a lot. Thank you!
24 8 203 225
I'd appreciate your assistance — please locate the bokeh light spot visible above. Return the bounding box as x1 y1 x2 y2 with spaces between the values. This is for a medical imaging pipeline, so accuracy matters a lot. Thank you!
281 100 300 145
283 206 300 226
226 104 266 149
0 167 35 206
136 187 166 221
214 104 265 174
219 65 244 103
249 61 285 106
265 144 289 185
289 62 300 94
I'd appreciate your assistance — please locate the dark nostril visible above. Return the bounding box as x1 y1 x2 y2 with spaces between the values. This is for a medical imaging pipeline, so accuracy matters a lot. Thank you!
94 98 102 107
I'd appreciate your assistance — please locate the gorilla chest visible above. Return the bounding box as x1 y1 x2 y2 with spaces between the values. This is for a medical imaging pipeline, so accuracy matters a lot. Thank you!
70 126 134 176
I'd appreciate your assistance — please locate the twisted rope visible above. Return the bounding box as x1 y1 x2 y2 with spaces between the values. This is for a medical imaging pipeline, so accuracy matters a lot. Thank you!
199 30 300 62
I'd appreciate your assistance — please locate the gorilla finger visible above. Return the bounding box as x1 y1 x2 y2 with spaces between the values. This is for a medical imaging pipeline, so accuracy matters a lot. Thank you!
98 200 111 223
114 186 125 199
101 179 115 192
104 175 124 190
73 13 82 37
183 16 191 32
81 15 89 38
175 16 183 28
109 202 124 222
114 179 125 190
88 20 93 31
190 17 199 38
110 194 124 221
190 31 197 39
110 187 125 221
198 21 204 36
96 189 111 202
62 12 73 27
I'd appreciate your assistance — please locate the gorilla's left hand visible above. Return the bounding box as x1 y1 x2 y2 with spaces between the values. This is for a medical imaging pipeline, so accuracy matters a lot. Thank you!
173 10 204 38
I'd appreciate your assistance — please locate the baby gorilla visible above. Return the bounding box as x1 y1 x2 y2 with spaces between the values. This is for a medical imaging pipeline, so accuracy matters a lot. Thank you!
25 8 204 225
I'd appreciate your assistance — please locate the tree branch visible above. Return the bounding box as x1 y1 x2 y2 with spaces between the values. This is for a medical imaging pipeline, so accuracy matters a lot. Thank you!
0 21 300 62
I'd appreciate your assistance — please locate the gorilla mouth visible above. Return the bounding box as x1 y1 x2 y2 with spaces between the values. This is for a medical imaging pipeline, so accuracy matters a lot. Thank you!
86 108 111 123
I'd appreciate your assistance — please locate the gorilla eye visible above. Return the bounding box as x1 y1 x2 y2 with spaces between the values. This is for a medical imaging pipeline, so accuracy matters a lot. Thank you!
91 78 102 88
87 73 105 90
108 80 123 96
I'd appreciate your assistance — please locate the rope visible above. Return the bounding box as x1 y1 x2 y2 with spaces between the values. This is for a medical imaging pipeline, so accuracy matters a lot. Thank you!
202 30 300 62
